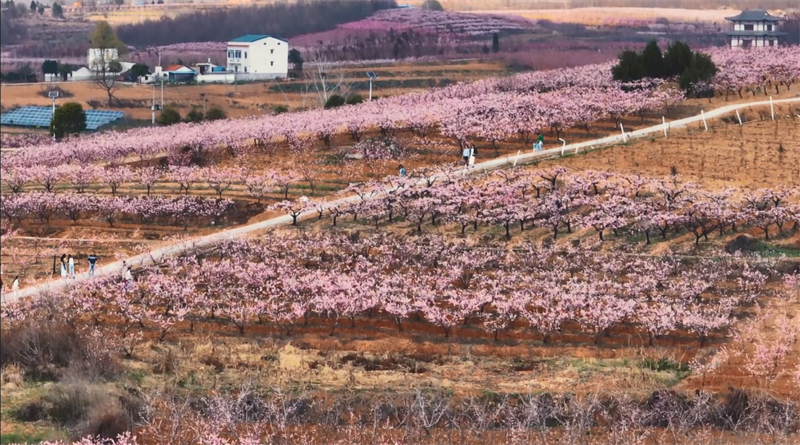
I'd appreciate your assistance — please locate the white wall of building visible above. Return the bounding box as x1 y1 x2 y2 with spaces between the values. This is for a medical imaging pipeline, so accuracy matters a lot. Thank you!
732 21 778 31
196 72 284 84
87 48 119 70
226 36 288 78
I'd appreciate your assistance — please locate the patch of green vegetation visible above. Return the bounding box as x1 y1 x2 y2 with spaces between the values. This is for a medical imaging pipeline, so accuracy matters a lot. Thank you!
0 428 67 444
640 357 689 373
748 239 800 258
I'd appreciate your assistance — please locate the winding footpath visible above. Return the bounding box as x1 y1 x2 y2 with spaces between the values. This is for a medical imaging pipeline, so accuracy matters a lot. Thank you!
3 97 798 303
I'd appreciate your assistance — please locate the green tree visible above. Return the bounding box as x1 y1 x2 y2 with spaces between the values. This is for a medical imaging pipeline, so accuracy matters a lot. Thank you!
90 21 127 105
324 94 346 109
662 41 692 78
130 62 149 79
185 108 204 123
89 20 127 54
641 40 663 78
288 48 304 71
157 106 182 126
272 104 289 115
50 102 86 140
58 64 72 81
52 3 63 17
345 94 364 105
204 105 227 121
679 52 718 93
611 50 645 82
29 0 35 11
492 32 500 53
42 59 59 75
36 3 43 14
421 0 443 10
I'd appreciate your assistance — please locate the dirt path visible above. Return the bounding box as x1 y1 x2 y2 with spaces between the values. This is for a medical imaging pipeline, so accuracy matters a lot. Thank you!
3 97 798 303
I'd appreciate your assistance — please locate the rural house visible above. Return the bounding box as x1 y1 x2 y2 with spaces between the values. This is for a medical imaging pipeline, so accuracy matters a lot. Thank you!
725 9 786 48
226 34 288 78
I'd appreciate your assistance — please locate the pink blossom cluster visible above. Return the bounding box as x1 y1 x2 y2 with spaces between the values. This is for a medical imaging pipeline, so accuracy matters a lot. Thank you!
0 133 55 149
704 46 800 99
0 192 234 229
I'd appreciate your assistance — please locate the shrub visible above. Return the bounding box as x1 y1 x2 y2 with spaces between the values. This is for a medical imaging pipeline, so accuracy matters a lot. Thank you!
0 320 119 381
272 104 289 114
345 94 364 105
35 376 143 439
157 106 182 126
185 108 204 123
204 105 227 121
324 94 346 109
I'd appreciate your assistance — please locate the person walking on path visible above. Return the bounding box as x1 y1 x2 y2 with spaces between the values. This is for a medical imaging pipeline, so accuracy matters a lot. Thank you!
68 254 75 279
11 276 19 292
87 253 99 277
398 164 406 177
60 254 67 279
462 146 472 166
535 132 544 152
120 261 127 283
124 267 133 291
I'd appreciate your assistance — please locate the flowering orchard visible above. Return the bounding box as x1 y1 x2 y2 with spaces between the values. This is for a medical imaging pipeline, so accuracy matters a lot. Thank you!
0 227 785 347
3 46 797 171
272 167 800 244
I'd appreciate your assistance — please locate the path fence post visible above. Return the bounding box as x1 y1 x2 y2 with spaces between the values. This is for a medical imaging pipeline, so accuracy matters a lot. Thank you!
770 96 774 120
736 110 743 125
620 123 626 142
513 149 521 166
701 110 708 131
662 116 667 137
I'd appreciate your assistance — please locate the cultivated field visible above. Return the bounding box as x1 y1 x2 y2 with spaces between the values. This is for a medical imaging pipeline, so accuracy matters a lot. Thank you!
1 47 799 445
0 60 509 122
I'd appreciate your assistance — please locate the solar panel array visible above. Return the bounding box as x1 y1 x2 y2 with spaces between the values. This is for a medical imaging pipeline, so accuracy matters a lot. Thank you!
0 106 124 130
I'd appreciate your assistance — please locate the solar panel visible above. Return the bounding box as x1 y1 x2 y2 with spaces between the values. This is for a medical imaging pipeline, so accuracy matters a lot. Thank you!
0 106 124 131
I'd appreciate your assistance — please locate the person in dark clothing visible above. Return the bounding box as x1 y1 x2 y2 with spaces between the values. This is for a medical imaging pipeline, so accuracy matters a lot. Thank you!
87 252 99 277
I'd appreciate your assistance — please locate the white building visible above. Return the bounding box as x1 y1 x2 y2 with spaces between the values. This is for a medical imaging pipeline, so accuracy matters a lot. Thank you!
226 34 288 78
725 10 786 48
87 48 119 70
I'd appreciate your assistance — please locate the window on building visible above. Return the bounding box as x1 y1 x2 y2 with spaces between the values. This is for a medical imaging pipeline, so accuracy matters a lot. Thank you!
244 52 247 59
228 50 233 58
766 24 773 31
270 49 274 54
744 24 754 31
244 67 247 72
271 61 274 66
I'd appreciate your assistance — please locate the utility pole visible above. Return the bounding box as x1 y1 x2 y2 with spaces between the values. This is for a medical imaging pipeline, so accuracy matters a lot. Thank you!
366 71 378 101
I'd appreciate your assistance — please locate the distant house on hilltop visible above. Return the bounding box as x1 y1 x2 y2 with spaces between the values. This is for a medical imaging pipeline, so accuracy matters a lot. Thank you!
725 9 786 48
226 34 288 78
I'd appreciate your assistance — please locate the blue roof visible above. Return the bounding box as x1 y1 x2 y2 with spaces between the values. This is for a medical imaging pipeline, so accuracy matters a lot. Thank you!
229 34 288 43
1 106 124 131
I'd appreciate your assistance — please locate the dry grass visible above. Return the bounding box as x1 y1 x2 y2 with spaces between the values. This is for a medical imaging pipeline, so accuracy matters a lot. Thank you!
0 60 507 121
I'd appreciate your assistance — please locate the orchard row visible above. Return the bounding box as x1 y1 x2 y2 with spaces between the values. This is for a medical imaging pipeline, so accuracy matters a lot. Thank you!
3 230 794 350
274 167 800 244
1 193 235 229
